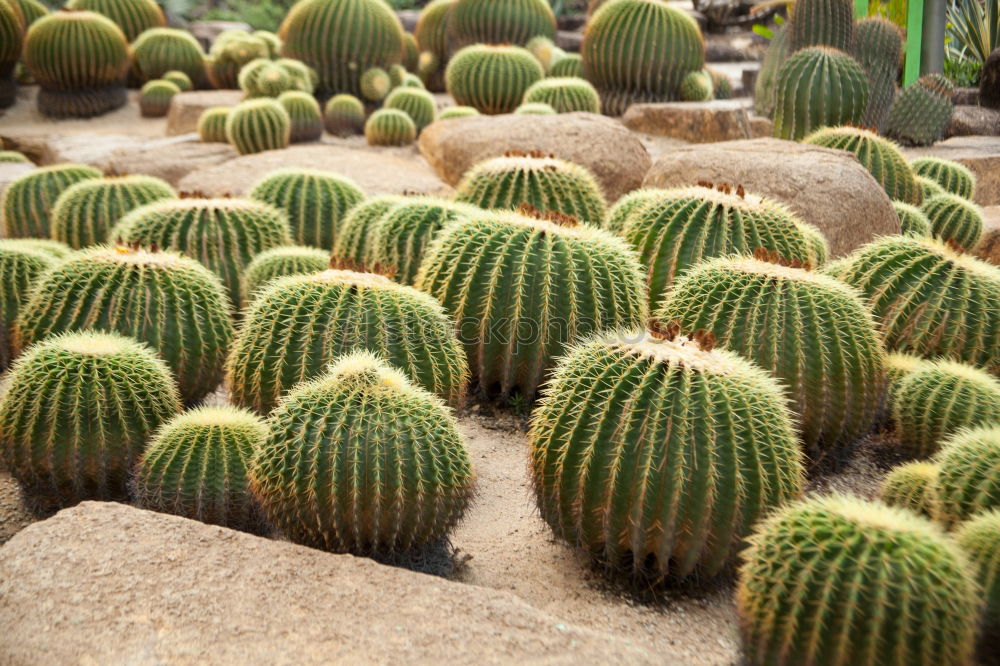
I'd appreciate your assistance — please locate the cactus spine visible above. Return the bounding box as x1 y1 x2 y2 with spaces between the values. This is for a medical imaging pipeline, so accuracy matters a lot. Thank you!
885 74 955 146
1 163 102 238
935 426 1000 526
242 245 329 303
225 98 291 155
920 193 985 251
892 201 931 237
788 0 855 52
197 106 231 143
332 195 404 264
772 47 870 140
522 77 601 113
954 510 1000 635
853 17 903 129
413 0 455 91
65 0 164 42
130 27 207 87
365 108 417 146
448 0 556 49
0 242 54 369
879 462 938 518
445 44 545 115
323 94 365 136
277 90 323 143
139 79 180 117
383 87 437 132
911 157 976 200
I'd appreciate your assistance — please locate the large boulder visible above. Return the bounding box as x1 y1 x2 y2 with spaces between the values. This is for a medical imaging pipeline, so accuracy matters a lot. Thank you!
622 100 753 143
0 502 657 664
166 90 246 136
0 132 150 166
945 105 1000 138
418 112 650 202
976 205 1000 266
905 136 1000 207
981 47 1000 110
643 138 899 258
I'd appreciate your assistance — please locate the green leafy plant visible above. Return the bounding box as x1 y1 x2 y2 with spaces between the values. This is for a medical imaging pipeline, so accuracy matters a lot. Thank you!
946 0 998 76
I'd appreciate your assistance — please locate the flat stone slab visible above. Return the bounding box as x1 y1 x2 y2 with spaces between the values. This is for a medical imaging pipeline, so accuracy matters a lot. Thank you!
905 136 1000 207
105 136 240 187
623 100 752 143
945 105 1000 139
166 90 246 136
0 502 657 665
977 205 1000 266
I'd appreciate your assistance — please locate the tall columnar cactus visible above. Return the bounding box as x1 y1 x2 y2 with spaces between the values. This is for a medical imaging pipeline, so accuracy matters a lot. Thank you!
737 494 980 666
448 0 556 49
1 163 102 238
754 24 789 118
250 351 475 554
828 236 1000 373
679 69 713 101
277 90 323 143
415 209 646 399
894 360 1000 459
892 201 931 237
239 58 294 98
163 69 192 91
657 256 887 461
549 53 583 78
323 94 365 136
225 98 291 156
582 0 705 116
383 87 437 132
111 197 292 307
365 109 417 146
0 0 22 109
15 246 234 404
920 193 985 251
332 195 404 264
227 269 468 413
885 74 955 146
454 153 607 226
0 331 181 505
139 78 180 117
853 17 903 129
51 174 177 249
935 426 1000 526
134 406 269 531
879 462 938 518
368 198 479 285
279 0 405 100
788 0 855 52
622 185 827 309
65 0 164 42
522 77 601 113
803 126 921 204
242 245 329 303
445 44 545 115
0 242 54 369
955 510 1000 635
249 168 364 252
413 0 455 91
359 66 391 102
197 106 231 143
130 27 207 87
911 157 976 200
772 47 870 140
530 329 804 579
23 11 130 118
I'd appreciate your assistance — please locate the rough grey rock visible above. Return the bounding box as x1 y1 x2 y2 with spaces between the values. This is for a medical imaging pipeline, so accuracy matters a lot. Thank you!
166 90 245 136
944 105 1000 138
622 100 753 143
905 136 1000 207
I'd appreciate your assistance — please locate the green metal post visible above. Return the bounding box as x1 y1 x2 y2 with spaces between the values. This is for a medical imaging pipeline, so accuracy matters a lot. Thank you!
904 0 925 86
920 0 946 75
854 0 867 17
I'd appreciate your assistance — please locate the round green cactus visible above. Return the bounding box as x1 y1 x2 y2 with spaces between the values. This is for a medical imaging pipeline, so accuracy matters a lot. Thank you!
359 66 391 102
657 255 887 461
935 426 1000 526
454 152 607 226
239 58 294 98
5 238 72 260
131 27 207 88
51 174 177 249
549 53 583 78
197 106 231 143
738 494 980 666
277 90 322 143
622 185 827 309
388 63 407 88
249 168 364 251
603 188 668 234
16 0 49 25
0 242 54 369
885 74 955 147
789 0 855 52
920 193 984 251
24 10 131 118
679 69 713 101
582 0 705 115
448 0 555 49
911 157 976 200
332 195 404 264
514 102 555 114
227 268 468 413
829 235 1000 373
65 0 164 42
1 163 102 238
879 461 938 517
111 197 292 307
364 108 416 146
706 66 732 99
274 57 317 94
134 406 269 531
383 86 437 132
888 201 930 238
445 44 544 115
163 69 192 91
522 76 601 113
413 0 455 91
0 0 23 109
772 47 870 141
253 30 281 57
242 245 329 303
853 17 903 129
206 31 269 89
323 93 365 136
278 0 405 100
804 126 920 205
402 32 418 71
894 360 1000 459
525 35 562 73
225 98 291 155
916 174 947 201
139 78 180 117
415 209 646 399
0 150 29 163
0 330 181 505
438 105 479 120
15 246 234 404
955 509 1000 634
250 351 474 554
530 328 804 579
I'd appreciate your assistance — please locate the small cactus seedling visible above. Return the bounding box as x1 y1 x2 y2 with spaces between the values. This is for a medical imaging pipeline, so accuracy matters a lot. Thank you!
139 79 180 117
163 69 192 91
679 69 713 101
383 86 437 131
920 193 985 251
446 44 544 115
911 157 976 200
934 426 1000 526
365 108 417 146
522 77 601 113
879 461 938 517
359 66 392 102
277 90 323 143
197 106 231 143
1 163 102 238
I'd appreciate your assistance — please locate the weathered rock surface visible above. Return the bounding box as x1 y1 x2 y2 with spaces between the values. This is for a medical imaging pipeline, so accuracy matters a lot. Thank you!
976 205 1000 266
105 136 240 187
906 136 1000 207
945 105 1000 138
643 138 899 257
748 114 774 138
166 90 246 136
178 143 451 197
418 112 650 202
623 101 752 143
0 502 658 665
0 132 150 166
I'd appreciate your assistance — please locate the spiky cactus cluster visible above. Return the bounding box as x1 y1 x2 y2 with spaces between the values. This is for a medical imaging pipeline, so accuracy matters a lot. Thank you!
206 29 271 89
530 329 803 579
416 209 646 399
197 106 230 143
955 510 1000 634
323 94 365 136
0 0 23 109
365 108 417 146
804 127 920 205
250 352 474 554
880 462 938 518
1 163 102 238
737 494 980 666
916 174 946 201
242 245 329 302
277 91 322 143
65 0 164 42
935 426 1000 526
134 406 268 530
332 195 404 264
163 69 191 91
0 331 180 505
383 87 437 132
225 98 291 155
359 66 392 102
0 242 54 369
679 69 713 101
522 77 601 113
445 44 544 115
454 152 607 226
448 0 555 49
582 0 705 115
885 74 955 147
789 0 855 51
238 58 295 98
772 47 869 140
413 0 455 91
130 27 207 87
853 17 903 129
549 53 583 78
438 105 479 120
911 157 976 199
920 193 984 251
24 11 130 118
657 256 887 461
139 79 180 117
603 188 667 234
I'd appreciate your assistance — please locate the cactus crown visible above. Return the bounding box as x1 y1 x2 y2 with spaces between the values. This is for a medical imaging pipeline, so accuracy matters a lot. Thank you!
65 0 164 42
911 157 976 199
445 43 545 114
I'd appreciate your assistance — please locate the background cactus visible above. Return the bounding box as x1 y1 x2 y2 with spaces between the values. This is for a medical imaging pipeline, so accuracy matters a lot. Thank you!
789 0 855 52
772 47 870 140
332 195 404 264
911 157 976 199
879 462 938 517
0 150 28 163
51 174 176 249
892 201 931 237
448 0 555 49
197 106 231 143
323 94 365 136
365 108 416 146
225 98 291 155
679 69 713 101
935 426 1000 526
549 53 583 78
413 0 455 91
133 406 268 531
852 17 903 129
916 174 947 201
954 510 1000 635
804 127 921 204
6 238 72 259
250 352 474 554
24 10 130 118
139 79 179 117
657 256 887 461
130 27 207 88
884 74 955 146
1 163 102 238
16 246 234 404
604 188 669 234
384 87 437 132
522 77 601 113
0 331 180 505
0 0 22 109
249 168 364 252
438 105 480 119
454 153 607 226
737 494 979 666
163 69 191 91
239 58 294 98
920 193 984 251
582 0 704 115
0 242 54 369
415 209 646 399
277 91 323 143
754 25 789 118
530 329 803 579
206 30 270 89
526 36 563 73
359 66 392 102
65 0 164 42
706 66 732 99
446 44 545 115
242 245 329 303
227 268 468 413
514 102 555 114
